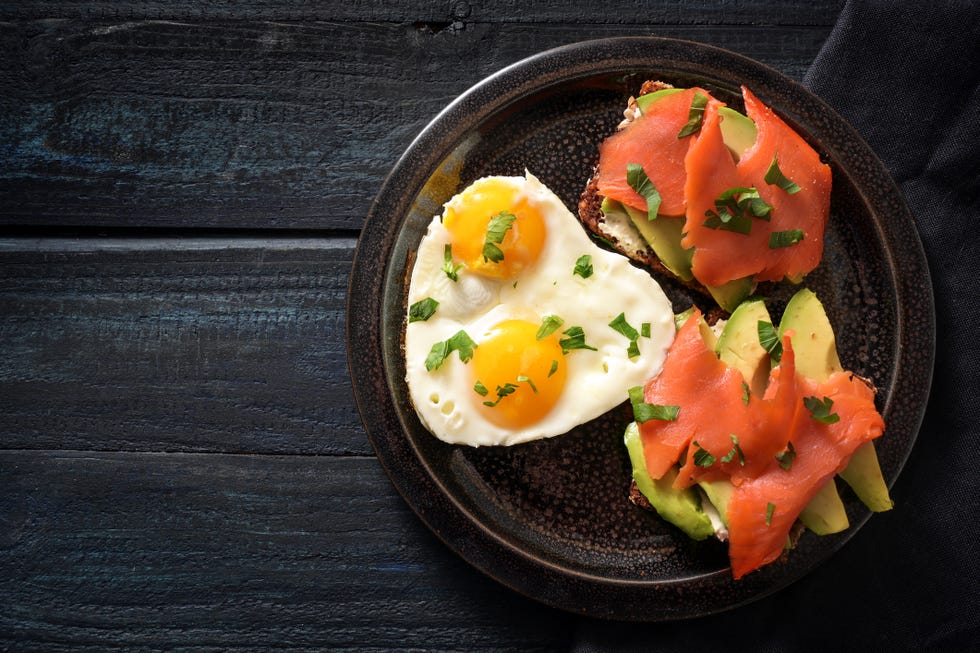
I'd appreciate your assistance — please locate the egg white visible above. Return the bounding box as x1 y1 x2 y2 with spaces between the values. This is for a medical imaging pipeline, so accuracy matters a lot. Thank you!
405 172 675 446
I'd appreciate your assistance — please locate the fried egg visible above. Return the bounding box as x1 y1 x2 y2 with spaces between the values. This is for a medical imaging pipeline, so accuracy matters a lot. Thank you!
405 172 675 446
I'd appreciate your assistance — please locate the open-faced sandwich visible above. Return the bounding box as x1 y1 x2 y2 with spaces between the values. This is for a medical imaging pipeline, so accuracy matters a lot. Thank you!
579 81 832 312
624 289 891 578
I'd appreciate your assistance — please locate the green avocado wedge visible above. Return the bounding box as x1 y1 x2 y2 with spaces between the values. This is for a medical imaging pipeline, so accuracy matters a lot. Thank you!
596 198 691 282
635 87 685 113
620 203 694 281
715 297 772 396
715 298 850 535
778 288 894 513
837 442 894 512
706 277 756 320
698 478 734 529
799 477 850 534
624 421 714 540
717 106 757 161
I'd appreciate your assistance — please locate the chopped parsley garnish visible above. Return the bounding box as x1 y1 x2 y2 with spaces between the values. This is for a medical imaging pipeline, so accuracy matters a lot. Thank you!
677 91 709 138
473 380 489 397
626 163 662 221
628 386 680 424
769 229 805 249
626 339 641 359
803 395 841 424
482 212 517 263
692 441 716 467
641 322 651 338
536 314 565 340
702 186 772 235
741 380 751 405
766 502 776 526
608 313 639 341
442 244 462 282
516 375 537 393
720 434 746 465
764 154 802 194
409 297 439 323
548 360 559 377
757 320 783 364
424 330 477 371
609 312 641 359
559 326 597 355
775 441 796 470
573 254 594 279
483 382 518 407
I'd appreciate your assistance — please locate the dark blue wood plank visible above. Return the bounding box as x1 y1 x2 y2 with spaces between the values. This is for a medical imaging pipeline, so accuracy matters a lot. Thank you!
0 452 574 651
0 237 366 455
0 21 832 230
0 1 844 25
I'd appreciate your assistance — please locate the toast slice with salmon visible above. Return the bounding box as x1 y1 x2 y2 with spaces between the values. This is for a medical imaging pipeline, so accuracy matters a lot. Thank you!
579 81 832 313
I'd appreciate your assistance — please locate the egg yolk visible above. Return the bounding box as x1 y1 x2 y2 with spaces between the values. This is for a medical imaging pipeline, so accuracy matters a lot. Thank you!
471 319 567 428
443 179 546 280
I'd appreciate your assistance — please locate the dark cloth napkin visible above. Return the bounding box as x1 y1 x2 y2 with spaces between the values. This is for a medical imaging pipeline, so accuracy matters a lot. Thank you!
572 2 980 649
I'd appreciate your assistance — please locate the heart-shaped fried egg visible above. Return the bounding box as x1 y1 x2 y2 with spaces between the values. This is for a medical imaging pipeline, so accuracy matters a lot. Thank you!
405 172 675 446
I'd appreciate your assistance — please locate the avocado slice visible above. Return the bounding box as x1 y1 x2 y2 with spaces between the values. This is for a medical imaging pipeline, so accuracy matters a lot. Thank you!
799 477 850 534
718 106 757 161
777 287 843 376
635 87 685 113
778 288 893 512
715 297 850 535
714 298 771 396
707 277 756 314
624 421 715 540
838 442 894 512
620 203 694 281
698 478 734 529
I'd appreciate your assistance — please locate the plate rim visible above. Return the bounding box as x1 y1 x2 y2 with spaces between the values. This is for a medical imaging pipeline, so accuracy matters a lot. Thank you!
346 36 935 621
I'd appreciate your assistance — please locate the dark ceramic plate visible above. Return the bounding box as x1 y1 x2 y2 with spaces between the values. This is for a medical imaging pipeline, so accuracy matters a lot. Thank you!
347 37 934 620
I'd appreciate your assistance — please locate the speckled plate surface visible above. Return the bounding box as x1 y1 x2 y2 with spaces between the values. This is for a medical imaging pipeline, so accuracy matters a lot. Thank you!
347 37 934 620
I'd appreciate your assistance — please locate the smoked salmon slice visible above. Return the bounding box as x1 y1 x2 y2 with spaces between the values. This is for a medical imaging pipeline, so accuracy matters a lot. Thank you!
737 87 832 283
596 88 713 217
727 337 884 578
681 101 771 287
639 310 751 482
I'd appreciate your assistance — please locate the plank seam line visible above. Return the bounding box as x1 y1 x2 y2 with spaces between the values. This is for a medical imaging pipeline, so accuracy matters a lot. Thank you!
0 226 362 240
0 449 379 459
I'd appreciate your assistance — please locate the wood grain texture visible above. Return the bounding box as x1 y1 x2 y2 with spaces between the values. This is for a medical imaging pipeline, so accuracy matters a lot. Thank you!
0 20 831 230
0 1 845 25
0 237 367 455
0 452 573 651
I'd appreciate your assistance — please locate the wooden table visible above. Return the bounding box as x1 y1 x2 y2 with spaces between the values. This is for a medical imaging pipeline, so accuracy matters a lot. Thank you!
1 2 849 649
